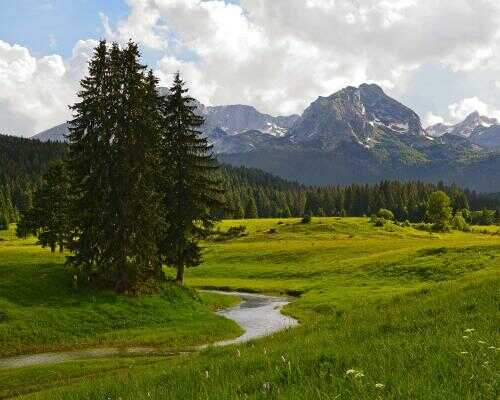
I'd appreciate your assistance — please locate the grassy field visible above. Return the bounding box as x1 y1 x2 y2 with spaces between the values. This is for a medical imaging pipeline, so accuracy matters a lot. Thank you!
0 226 241 358
1 218 499 399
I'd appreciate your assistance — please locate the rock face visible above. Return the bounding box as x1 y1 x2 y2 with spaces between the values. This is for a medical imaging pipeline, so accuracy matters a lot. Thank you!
33 89 299 147
425 111 500 148
287 83 425 148
31 83 500 191
426 123 451 137
203 105 299 137
33 122 69 142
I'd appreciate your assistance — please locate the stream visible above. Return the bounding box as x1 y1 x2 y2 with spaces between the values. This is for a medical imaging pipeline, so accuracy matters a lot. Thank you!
0 291 298 369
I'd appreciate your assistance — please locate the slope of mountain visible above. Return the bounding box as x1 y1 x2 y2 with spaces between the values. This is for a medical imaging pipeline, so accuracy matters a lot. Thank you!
32 84 500 192
33 90 299 144
426 111 500 149
287 83 425 149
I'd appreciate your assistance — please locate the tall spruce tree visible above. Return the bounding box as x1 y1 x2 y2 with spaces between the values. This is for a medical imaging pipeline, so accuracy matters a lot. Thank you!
159 73 224 285
67 40 113 283
67 41 162 291
16 161 70 251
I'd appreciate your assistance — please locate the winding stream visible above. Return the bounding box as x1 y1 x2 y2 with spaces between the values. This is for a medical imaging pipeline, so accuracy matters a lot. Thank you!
0 291 298 369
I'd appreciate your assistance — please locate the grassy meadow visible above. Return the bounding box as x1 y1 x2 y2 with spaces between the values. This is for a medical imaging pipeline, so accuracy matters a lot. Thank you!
0 218 499 399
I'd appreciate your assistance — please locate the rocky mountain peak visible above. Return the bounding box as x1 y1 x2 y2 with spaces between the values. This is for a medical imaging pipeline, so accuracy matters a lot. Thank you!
287 83 425 147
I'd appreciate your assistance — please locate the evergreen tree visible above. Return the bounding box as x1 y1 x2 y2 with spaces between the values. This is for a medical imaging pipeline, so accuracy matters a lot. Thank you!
245 197 258 218
67 40 113 283
17 161 70 252
67 41 162 291
158 73 224 285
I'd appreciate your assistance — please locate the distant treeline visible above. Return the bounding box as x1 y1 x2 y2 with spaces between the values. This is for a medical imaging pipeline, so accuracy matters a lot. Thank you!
0 133 499 224
219 166 500 223
0 134 66 221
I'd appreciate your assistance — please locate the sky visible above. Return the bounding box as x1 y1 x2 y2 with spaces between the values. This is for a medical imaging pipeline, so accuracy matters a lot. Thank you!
2 0 500 136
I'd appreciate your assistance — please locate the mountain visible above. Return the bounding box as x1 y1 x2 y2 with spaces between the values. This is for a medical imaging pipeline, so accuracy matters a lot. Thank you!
34 122 71 142
32 83 500 192
287 83 425 148
33 88 300 144
426 111 500 149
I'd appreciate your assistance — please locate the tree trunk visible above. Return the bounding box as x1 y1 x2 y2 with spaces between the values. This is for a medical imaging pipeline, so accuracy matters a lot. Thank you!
176 263 184 286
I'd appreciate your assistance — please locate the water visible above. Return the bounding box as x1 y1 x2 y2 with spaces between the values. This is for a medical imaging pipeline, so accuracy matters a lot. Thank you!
0 291 298 369
207 291 298 346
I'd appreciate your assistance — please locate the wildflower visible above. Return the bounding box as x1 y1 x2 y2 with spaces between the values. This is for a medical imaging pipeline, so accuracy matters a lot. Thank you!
263 382 271 390
488 346 496 350
147 393 151 398
375 383 385 389
460 351 469 355
462 336 469 339
263 348 267 355
236 349 241 357
478 340 487 345
464 328 475 333
281 355 286 363
345 369 357 376
205 370 209 378
354 372 365 379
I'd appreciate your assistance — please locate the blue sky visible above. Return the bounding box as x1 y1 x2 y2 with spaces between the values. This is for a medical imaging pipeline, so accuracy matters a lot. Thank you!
2 0 500 137
0 0 127 57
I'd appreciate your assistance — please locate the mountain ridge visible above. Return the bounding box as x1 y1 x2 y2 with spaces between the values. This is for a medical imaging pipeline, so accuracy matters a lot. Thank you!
31 83 500 191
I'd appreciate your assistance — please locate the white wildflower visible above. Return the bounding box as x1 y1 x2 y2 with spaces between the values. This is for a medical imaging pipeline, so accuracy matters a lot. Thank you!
462 336 469 339
375 383 385 389
263 382 271 390
205 370 209 378
236 349 241 357
281 355 286 363
478 340 487 345
354 372 365 379
464 328 475 333
345 369 356 375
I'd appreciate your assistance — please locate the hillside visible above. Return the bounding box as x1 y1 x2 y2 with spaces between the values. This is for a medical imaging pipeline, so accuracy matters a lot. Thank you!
2 133 499 222
33 84 500 192
2 217 498 398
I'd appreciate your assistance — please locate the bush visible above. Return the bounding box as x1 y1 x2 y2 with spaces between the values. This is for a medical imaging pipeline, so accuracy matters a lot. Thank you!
451 213 469 232
301 215 312 224
414 222 432 232
370 215 386 227
377 208 394 221
213 225 247 241
0 214 8 231
469 209 496 226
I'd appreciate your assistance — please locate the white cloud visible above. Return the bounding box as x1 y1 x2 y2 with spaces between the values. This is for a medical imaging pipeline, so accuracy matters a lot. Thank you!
0 39 96 136
5 0 500 135
99 0 500 117
448 97 500 122
424 112 445 127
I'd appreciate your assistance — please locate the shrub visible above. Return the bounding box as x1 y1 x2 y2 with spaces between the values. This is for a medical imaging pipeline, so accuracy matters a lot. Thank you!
377 208 394 221
451 213 469 232
426 191 452 232
370 215 386 227
301 215 312 224
213 225 247 241
0 214 8 231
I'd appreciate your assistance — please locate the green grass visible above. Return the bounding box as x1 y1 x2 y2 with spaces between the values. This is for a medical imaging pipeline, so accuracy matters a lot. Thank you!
0 226 242 358
1 218 499 399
